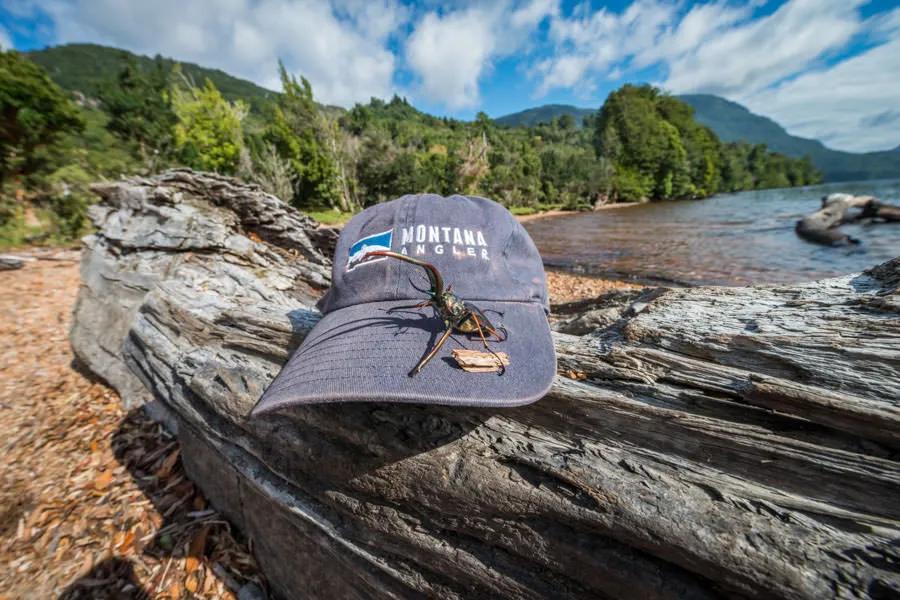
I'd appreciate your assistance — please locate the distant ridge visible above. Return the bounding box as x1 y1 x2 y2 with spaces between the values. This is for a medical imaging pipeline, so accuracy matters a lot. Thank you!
677 94 900 182
494 104 595 127
25 43 278 113
26 44 899 183
496 96 900 182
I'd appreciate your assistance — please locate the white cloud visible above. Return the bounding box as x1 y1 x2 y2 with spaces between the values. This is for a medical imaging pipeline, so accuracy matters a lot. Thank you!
23 0 407 106
406 9 497 109
405 0 557 109
535 0 679 96
536 0 864 98
534 0 898 151
662 0 864 96
632 2 751 70
0 25 12 50
10 0 899 151
740 36 900 152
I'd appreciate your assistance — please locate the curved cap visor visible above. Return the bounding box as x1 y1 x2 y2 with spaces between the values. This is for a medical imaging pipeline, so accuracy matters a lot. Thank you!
252 299 555 414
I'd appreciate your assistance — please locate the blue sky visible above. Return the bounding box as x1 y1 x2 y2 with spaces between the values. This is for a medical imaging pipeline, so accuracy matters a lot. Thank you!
2 0 899 152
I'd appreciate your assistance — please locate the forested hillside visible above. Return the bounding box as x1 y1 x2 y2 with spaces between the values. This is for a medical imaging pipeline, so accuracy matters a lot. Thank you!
594 85 819 200
499 95 900 182
2 45 819 246
27 44 278 114
496 104 595 128
678 94 900 182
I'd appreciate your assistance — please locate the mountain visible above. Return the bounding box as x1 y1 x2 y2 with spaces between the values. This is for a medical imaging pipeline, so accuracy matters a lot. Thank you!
26 43 278 113
495 104 596 127
677 94 900 182
27 44 899 183
496 97 900 182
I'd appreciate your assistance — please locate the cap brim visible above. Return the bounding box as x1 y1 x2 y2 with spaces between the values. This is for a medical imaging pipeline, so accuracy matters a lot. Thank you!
252 299 556 415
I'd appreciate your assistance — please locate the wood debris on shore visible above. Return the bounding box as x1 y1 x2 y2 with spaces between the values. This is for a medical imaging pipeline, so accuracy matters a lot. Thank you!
0 247 641 598
545 269 642 304
0 259 266 599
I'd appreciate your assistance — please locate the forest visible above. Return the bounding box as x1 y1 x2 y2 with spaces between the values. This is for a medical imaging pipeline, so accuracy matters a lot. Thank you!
0 48 821 245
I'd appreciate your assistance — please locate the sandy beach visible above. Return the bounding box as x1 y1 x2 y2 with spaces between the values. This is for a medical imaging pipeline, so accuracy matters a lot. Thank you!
515 202 640 224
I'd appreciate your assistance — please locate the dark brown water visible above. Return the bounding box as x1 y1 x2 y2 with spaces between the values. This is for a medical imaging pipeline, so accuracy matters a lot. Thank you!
524 179 900 286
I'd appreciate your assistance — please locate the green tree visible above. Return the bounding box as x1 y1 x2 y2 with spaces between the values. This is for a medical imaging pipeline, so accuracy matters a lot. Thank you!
264 63 342 210
171 76 247 174
0 50 83 185
98 56 175 168
594 85 695 201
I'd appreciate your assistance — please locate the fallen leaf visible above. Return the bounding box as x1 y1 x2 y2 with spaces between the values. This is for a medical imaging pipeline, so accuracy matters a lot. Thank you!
94 470 114 490
202 567 218 594
167 581 182 599
185 525 210 573
156 449 181 479
184 573 199 593
80 552 93 575
117 530 135 553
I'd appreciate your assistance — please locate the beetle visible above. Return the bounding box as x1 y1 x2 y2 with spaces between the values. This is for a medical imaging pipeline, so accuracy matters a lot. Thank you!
363 250 507 376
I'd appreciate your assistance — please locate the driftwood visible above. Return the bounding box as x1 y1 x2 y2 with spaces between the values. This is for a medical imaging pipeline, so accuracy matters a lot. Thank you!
861 200 900 223
72 170 900 599
0 255 26 270
796 193 898 245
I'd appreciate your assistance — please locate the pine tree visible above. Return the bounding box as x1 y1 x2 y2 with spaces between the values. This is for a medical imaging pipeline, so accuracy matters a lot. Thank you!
0 50 83 185
98 56 175 168
263 63 342 210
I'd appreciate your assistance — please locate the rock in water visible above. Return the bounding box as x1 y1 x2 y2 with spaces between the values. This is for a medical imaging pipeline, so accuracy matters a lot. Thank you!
72 169 900 599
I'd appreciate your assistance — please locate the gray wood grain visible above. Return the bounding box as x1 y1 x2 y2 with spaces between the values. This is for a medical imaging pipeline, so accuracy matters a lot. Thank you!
72 170 900 599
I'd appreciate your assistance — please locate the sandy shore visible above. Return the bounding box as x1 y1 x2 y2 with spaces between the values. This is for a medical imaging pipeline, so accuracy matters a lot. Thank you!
515 202 640 223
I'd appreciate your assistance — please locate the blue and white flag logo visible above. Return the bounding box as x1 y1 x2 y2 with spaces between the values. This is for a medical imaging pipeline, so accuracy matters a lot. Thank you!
346 229 393 271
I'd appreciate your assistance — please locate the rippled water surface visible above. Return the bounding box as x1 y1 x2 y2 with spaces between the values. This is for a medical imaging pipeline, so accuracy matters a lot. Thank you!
523 179 900 286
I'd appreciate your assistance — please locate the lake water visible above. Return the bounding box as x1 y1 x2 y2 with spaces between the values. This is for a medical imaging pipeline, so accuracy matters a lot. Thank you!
523 179 900 286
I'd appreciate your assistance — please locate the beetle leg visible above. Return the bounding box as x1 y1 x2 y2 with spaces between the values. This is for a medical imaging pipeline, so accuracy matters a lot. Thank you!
477 321 507 342
387 299 433 313
469 313 506 375
410 325 453 376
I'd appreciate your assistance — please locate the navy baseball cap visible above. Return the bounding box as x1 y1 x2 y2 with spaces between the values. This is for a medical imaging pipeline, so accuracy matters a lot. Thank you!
252 194 556 414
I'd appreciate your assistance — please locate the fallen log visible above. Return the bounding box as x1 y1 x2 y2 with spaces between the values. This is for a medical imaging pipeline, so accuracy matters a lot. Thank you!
72 170 900 599
795 193 873 245
860 199 900 223
0 254 27 270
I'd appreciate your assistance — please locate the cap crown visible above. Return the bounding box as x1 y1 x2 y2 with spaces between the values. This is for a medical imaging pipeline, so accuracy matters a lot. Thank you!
318 194 549 314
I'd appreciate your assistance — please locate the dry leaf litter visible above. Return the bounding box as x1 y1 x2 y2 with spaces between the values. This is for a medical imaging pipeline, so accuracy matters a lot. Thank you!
0 249 638 598
0 253 266 599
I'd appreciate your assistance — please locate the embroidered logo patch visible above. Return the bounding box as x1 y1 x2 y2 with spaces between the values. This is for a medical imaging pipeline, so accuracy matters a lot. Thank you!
346 229 393 271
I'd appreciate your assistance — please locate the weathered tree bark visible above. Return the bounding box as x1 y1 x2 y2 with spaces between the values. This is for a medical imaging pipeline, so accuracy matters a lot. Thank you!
796 193 899 245
860 200 900 223
72 170 900 600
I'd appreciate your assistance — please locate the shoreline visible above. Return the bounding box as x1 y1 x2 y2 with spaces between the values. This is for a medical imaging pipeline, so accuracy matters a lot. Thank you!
515 202 640 223
544 268 644 305
316 201 642 230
